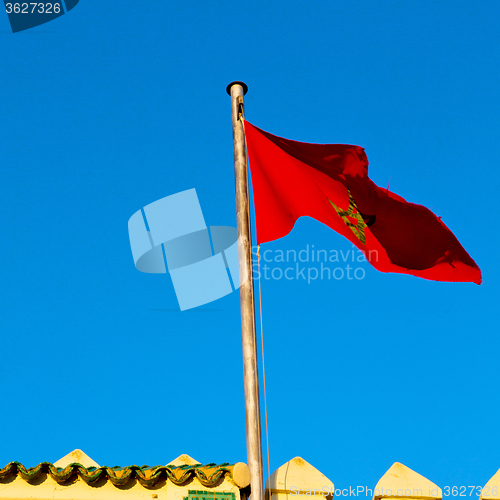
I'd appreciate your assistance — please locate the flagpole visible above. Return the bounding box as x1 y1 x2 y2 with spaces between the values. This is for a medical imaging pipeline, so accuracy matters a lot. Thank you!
226 81 264 500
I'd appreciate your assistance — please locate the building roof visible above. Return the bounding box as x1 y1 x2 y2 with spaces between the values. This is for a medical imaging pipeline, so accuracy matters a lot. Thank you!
374 463 441 500
266 456 334 500
0 451 251 489
480 467 500 500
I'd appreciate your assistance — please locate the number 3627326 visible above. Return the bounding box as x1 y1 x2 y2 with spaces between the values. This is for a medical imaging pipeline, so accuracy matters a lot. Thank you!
5 3 62 13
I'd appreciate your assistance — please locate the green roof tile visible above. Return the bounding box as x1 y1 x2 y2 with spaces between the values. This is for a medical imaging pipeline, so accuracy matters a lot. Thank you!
0 462 239 488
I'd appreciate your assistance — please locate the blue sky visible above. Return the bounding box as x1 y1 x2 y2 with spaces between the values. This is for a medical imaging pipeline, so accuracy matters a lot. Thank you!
1 0 499 492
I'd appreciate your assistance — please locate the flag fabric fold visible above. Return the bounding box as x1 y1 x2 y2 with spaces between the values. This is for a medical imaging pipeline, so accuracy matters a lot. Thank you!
244 121 481 284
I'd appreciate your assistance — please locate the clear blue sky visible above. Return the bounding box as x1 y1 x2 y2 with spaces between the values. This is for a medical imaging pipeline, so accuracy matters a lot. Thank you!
1 0 499 491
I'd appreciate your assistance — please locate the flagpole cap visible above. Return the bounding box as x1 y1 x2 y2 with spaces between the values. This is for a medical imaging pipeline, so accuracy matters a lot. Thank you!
226 81 248 95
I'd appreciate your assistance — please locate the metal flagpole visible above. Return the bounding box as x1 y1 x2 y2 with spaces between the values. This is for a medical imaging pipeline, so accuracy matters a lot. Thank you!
226 81 264 500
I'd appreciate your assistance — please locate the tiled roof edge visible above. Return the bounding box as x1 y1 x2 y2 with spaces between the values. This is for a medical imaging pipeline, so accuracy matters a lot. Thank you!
0 462 237 488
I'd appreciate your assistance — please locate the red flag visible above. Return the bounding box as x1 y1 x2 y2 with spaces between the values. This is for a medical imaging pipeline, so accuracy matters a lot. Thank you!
244 121 481 284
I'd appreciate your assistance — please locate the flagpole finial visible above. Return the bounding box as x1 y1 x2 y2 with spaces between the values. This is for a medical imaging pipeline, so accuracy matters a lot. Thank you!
226 81 248 95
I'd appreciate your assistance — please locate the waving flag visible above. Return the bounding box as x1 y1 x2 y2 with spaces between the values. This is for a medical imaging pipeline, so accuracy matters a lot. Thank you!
244 121 481 284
